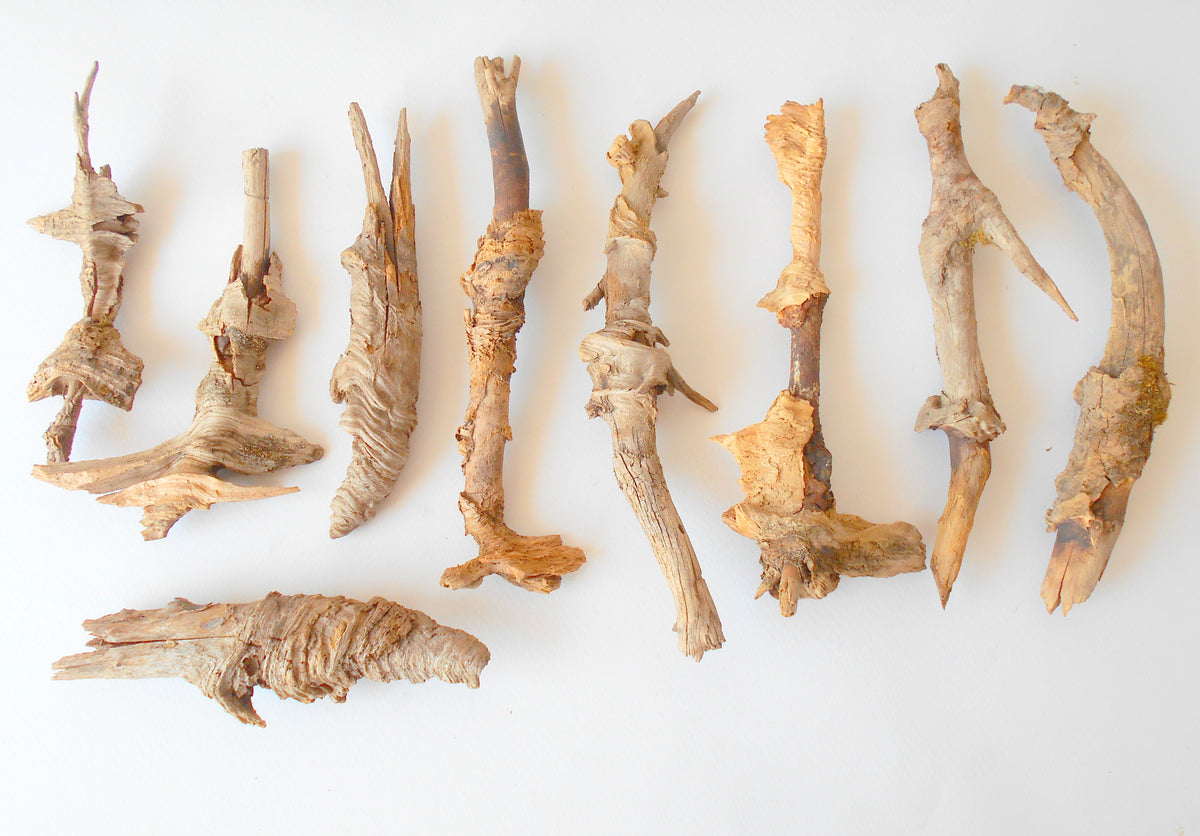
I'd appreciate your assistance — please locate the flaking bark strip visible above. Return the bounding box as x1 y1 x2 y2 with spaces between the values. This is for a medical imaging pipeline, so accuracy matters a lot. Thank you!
27 63 145 464
715 100 925 616
440 57 585 592
580 92 724 660
329 105 422 538
914 65 1076 607
53 592 489 727
33 150 323 540
1006 85 1169 614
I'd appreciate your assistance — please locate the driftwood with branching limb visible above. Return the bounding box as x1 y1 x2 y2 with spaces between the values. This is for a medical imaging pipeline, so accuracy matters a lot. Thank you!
440 57 586 593
580 92 724 660
33 149 323 540
1006 85 1170 614
329 105 421 538
715 100 926 616
54 592 490 727
914 65 1077 607
27 63 144 464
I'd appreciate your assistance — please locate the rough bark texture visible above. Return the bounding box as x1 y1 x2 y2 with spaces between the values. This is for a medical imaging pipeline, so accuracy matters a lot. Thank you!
715 100 926 616
33 150 323 540
914 65 1076 607
580 92 724 660
1006 85 1170 614
53 592 490 727
329 105 422 538
441 57 586 593
27 63 145 464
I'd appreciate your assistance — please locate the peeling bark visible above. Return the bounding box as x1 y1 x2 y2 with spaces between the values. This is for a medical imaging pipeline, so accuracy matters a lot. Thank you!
53 592 489 727
33 150 323 540
329 105 421 538
27 63 145 464
914 65 1076 607
1006 85 1169 614
715 100 926 616
441 57 585 592
581 92 724 660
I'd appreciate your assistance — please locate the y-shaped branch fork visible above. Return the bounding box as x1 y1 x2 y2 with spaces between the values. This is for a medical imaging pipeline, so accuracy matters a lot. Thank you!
914 65 1076 607
1007 85 1169 614
581 92 724 660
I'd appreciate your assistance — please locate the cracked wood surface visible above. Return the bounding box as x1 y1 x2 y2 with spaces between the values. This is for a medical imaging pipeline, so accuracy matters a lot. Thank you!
54 592 489 727
580 91 724 660
1007 85 1170 614
440 57 585 593
27 63 144 464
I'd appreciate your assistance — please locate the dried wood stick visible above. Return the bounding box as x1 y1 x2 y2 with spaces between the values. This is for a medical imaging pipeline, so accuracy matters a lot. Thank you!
33 149 323 540
329 105 422 538
1006 86 1170 614
27 63 145 464
580 92 724 660
54 592 490 727
715 100 926 616
440 57 585 592
914 65 1077 607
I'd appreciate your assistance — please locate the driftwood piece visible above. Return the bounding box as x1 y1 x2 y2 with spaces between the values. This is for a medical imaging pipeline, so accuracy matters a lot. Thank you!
54 592 490 727
27 63 145 464
329 105 422 538
714 100 926 616
914 65 1077 606
33 150 323 539
1006 86 1170 614
440 57 586 592
580 92 724 660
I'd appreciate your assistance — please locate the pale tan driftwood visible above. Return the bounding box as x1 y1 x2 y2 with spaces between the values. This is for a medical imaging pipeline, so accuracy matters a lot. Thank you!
715 100 926 616
914 65 1077 607
33 150 323 539
441 57 586 593
580 92 723 660
27 63 145 464
329 105 422 538
54 592 489 727
1006 86 1170 614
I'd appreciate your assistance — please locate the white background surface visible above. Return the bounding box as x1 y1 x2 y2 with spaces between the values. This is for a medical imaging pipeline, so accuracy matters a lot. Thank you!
2 1 1197 832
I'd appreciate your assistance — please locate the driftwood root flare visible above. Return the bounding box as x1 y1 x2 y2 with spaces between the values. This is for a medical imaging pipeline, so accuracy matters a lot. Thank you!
1006 85 1169 614
32 149 323 540
27 62 145 464
329 105 422 538
914 65 1076 607
582 91 724 660
716 99 924 617
53 593 490 727
442 56 585 592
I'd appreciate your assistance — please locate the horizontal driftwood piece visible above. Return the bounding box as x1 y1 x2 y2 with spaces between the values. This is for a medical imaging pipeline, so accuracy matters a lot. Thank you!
53 592 490 726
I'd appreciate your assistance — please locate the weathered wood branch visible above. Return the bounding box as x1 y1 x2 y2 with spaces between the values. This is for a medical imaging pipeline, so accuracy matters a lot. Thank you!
27 63 145 464
53 592 490 727
33 150 323 539
1006 85 1169 614
914 65 1076 607
580 92 724 660
441 57 585 592
329 105 422 538
715 100 925 616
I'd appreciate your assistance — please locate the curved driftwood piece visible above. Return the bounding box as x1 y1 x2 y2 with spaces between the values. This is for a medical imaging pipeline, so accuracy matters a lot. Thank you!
1006 86 1170 614
715 100 925 617
580 92 723 660
914 65 1076 607
441 57 585 592
53 592 490 727
28 63 145 464
329 105 422 538
33 150 323 540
